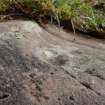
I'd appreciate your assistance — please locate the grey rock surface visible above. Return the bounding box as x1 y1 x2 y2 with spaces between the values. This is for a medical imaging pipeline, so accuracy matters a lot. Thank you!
0 20 105 105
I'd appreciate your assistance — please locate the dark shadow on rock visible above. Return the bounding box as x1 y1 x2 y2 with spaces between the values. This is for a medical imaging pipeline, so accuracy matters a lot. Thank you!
0 36 40 105
0 34 58 105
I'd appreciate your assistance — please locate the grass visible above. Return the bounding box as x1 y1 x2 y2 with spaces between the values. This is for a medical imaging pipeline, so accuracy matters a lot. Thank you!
0 0 105 34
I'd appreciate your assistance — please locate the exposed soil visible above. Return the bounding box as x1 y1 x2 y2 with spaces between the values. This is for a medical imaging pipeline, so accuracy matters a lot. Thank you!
0 20 105 105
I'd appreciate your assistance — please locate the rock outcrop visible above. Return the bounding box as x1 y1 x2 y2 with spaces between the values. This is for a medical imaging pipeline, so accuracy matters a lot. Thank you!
0 20 105 105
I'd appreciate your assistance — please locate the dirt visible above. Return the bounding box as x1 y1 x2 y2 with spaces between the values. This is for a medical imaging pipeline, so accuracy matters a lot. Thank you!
0 20 105 105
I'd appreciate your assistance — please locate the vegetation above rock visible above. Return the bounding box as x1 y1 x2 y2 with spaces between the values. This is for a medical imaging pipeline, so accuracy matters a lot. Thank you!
0 0 105 35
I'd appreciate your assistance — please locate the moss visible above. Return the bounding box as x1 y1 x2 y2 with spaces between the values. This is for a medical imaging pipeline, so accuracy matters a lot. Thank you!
35 79 43 92
0 0 7 12
0 0 105 34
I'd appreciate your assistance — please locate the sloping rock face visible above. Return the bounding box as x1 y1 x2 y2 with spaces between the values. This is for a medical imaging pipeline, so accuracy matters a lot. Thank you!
0 21 105 105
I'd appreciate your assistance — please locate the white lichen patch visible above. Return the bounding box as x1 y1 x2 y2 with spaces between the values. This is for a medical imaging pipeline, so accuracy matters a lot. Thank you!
21 21 42 34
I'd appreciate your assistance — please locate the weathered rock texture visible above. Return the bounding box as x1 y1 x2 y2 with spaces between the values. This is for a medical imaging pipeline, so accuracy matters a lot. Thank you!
0 20 105 105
